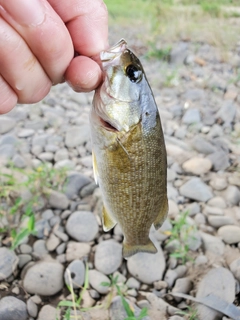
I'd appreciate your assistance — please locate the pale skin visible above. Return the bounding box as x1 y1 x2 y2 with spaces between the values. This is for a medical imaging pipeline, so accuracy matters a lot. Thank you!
0 0 108 114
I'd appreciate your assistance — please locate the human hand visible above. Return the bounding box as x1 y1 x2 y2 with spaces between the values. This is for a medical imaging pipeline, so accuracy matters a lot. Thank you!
0 0 108 114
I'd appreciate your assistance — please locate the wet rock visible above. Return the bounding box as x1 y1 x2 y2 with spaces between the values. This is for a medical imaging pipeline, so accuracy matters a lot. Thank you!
95 240 122 275
218 225 240 244
127 241 165 284
0 117 16 134
66 211 99 242
23 261 64 296
0 247 19 280
0 296 27 320
64 260 85 289
89 269 110 294
196 267 235 320
182 157 212 175
179 177 213 202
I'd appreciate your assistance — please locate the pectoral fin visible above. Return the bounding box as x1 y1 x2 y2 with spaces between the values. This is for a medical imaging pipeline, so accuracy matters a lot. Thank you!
153 196 169 230
92 151 98 185
123 239 157 259
102 206 117 232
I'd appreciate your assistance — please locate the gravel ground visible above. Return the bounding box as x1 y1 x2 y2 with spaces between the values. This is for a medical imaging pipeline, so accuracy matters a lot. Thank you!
0 29 240 320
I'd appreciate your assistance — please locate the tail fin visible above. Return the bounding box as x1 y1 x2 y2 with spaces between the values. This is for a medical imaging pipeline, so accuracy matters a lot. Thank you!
123 239 157 259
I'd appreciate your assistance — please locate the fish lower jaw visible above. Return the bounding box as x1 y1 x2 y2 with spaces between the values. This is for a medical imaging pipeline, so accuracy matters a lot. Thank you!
98 115 119 132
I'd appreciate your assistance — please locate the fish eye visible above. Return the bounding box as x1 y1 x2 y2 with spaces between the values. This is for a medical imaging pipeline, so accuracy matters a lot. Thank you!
126 64 142 83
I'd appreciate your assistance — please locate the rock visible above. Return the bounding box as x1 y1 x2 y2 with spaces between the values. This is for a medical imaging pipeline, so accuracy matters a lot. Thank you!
204 206 224 215
46 233 61 251
65 125 90 148
209 177 228 191
95 240 122 275
109 296 150 320
0 296 27 320
182 108 201 124
208 150 230 171
182 157 212 175
222 185 240 206
172 277 192 301
196 267 235 320
170 42 189 65
38 152 54 161
18 129 35 138
195 255 208 265
12 154 27 168
0 144 15 160
229 258 240 282
23 261 64 295
64 260 85 289
168 199 179 218
37 305 59 320
48 190 69 209
35 220 51 239
33 239 48 257
64 172 92 199
89 269 110 294
208 216 235 228
54 159 75 170
200 232 224 255
0 247 19 280
126 277 140 290
127 241 165 284
216 101 236 124
185 202 200 216
66 211 99 242
80 290 95 308
192 136 216 155
66 241 91 261
207 196 226 208
217 225 240 244
0 117 16 134
27 298 38 318
54 148 69 162
18 254 32 269
179 178 213 202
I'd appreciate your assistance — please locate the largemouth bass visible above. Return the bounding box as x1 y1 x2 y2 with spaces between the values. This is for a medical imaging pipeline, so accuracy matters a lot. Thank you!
90 39 168 259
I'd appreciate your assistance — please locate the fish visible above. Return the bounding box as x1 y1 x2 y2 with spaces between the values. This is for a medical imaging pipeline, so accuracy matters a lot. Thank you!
90 39 168 259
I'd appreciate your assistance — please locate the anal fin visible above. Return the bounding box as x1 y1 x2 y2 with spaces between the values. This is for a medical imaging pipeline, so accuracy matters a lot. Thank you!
102 206 117 232
123 239 157 259
92 151 98 185
154 196 169 230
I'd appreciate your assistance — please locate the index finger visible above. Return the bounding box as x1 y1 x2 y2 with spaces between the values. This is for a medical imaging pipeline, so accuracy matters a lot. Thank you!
48 0 108 56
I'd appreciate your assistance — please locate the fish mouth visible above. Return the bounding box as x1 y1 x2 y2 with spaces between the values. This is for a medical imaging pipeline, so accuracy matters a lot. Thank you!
101 39 127 68
98 115 119 132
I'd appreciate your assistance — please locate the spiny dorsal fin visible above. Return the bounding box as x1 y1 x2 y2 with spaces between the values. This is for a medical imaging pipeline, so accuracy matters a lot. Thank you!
102 206 117 232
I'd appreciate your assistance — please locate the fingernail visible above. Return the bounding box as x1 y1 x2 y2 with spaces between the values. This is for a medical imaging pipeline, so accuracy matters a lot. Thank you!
2 0 45 26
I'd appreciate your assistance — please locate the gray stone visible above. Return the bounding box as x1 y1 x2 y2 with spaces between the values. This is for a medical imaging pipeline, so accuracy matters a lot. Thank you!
126 277 140 290
95 240 122 275
42 209 54 220
184 88 205 101
218 225 240 244
216 101 236 124
229 258 240 282
200 232 224 255
32 145 43 157
37 305 59 320
54 148 69 162
0 117 16 134
182 157 212 175
38 152 54 161
56 242 66 255
0 144 15 160
0 134 18 146
0 296 27 320
207 196 226 208
54 159 75 170
48 190 69 209
64 260 85 289
65 125 90 148
196 267 235 320
80 182 98 198
18 129 35 138
0 247 19 280
46 233 61 251
179 178 213 202
89 269 110 294
172 277 192 301
192 136 216 155
208 216 235 228
127 241 165 284
223 185 240 206
35 219 51 239
109 296 150 320
33 240 48 257
66 211 99 242
44 144 58 152
170 42 189 65
208 150 229 171
195 255 208 265
18 254 32 269
19 244 32 254
23 261 64 295
12 154 27 168
64 172 92 199
209 177 228 191
27 298 38 318
66 241 91 261
182 108 201 124
205 206 224 216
